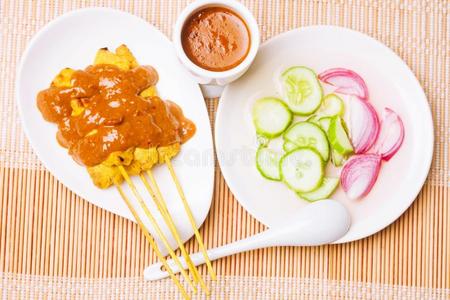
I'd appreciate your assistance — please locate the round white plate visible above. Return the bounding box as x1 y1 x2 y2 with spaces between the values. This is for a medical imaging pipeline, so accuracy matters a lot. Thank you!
216 26 433 243
16 8 214 251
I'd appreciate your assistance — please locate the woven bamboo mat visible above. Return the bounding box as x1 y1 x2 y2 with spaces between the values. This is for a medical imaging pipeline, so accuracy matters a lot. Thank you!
1 0 449 299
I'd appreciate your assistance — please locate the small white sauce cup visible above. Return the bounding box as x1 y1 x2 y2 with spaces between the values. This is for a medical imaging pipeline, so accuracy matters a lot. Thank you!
173 0 260 86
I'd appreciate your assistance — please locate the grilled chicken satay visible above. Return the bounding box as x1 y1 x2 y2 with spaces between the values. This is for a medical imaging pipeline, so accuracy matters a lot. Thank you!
36 45 215 296
36 44 195 188
87 144 181 189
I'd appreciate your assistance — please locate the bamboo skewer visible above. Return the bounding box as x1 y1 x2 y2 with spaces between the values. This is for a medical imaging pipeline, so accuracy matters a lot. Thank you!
164 158 217 280
144 171 210 295
117 166 197 293
113 149 214 296
115 185 190 300
139 175 200 281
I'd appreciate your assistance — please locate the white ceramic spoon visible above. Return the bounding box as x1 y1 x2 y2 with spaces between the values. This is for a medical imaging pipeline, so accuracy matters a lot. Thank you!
144 200 351 280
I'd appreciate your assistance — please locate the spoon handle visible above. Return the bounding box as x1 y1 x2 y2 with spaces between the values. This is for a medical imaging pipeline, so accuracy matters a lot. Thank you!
144 229 275 280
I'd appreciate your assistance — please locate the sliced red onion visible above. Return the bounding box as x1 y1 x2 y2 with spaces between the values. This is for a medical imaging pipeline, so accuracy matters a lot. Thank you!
348 97 380 154
318 68 369 100
341 154 382 200
373 108 405 161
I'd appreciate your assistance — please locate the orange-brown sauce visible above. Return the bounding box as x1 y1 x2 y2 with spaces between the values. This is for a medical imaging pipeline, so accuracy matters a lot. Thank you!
37 64 196 166
181 6 251 72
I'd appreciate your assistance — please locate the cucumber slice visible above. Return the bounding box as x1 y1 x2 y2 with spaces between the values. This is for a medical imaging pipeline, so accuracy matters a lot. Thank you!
280 67 323 115
256 147 282 181
317 94 345 117
328 116 354 155
280 148 324 192
331 149 345 167
283 122 330 161
252 97 293 138
283 141 298 152
298 177 339 202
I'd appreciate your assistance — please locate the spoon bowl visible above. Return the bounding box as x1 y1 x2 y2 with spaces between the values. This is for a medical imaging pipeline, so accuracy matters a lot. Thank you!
267 199 352 246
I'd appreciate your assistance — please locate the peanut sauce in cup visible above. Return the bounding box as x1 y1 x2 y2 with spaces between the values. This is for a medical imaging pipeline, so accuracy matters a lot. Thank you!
173 0 259 90
181 6 251 72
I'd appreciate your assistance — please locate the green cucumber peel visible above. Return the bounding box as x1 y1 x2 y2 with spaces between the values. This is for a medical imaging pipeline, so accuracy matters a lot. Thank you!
327 116 354 155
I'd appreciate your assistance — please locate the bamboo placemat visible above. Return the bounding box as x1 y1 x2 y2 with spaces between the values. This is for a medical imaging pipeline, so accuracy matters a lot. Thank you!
1 0 449 299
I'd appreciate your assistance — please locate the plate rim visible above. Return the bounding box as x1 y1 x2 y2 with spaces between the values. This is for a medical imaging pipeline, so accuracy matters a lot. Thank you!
215 25 434 243
15 7 215 232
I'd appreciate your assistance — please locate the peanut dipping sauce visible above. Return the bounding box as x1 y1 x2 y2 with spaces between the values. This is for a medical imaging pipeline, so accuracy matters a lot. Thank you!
37 64 196 167
181 6 251 71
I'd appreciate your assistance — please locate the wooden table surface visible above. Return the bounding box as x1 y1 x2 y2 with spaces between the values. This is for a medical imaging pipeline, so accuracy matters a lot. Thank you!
0 0 449 299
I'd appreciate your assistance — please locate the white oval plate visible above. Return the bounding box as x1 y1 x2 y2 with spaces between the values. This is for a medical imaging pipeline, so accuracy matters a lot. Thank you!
216 26 433 243
16 8 214 250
